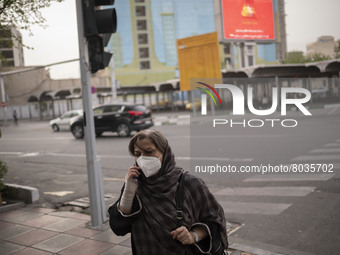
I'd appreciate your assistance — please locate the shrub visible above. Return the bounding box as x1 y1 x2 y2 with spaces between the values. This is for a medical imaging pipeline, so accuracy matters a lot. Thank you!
0 160 8 192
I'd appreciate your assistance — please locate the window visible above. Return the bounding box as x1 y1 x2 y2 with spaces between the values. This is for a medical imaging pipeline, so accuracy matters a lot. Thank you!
137 20 147 31
93 107 104 115
247 56 254 66
224 57 231 67
140 61 150 69
3 60 14 66
246 45 254 55
244 43 255 66
139 47 149 58
1 50 14 58
138 34 148 44
103 105 122 113
136 6 146 17
0 40 12 48
0 30 11 38
223 44 230 54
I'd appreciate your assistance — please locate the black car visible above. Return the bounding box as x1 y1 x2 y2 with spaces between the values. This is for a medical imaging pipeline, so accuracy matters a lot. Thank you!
70 104 153 139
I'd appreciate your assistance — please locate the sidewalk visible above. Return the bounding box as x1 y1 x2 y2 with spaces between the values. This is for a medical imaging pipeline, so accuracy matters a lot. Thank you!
0 205 256 255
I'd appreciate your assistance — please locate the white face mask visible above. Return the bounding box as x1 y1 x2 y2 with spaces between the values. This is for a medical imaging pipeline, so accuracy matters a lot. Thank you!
136 155 162 178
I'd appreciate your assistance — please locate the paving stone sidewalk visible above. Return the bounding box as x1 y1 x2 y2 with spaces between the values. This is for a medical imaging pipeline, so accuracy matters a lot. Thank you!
0 206 257 255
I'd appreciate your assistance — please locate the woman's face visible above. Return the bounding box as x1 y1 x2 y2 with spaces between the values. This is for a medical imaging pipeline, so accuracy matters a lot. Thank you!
134 138 163 161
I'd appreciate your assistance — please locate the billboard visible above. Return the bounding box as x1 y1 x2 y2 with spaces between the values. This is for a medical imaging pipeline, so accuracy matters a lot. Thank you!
177 32 222 91
221 0 275 41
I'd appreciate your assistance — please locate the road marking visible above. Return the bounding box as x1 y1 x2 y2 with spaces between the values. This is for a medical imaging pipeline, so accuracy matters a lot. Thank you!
219 201 291 215
243 173 334 182
46 153 133 159
327 106 338 115
229 242 288 255
53 137 73 140
189 135 286 139
0 152 22 155
324 143 340 148
214 186 315 197
309 148 340 153
291 155 340 161
43 191 74 196
19 152 40 157
46 152 85 157
103 177 125 182
178 156 253 162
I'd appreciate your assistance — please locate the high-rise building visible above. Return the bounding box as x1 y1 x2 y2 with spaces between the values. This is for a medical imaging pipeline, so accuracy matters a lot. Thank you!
161 2 177 67
0 26 25 68
110 0 287 85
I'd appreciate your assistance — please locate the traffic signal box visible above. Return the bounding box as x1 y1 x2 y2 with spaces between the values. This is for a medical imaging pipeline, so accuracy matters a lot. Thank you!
81 0 117 73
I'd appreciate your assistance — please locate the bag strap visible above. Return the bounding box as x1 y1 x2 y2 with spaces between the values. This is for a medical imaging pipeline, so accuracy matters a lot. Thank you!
175 171 187 228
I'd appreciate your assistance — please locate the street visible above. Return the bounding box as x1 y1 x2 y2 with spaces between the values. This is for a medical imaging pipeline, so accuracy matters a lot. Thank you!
0 107 340 255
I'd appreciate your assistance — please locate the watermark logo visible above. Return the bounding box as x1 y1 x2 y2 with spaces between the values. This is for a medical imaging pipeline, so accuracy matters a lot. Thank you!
196 83 312 128
196 82 222 115
198 83 312 116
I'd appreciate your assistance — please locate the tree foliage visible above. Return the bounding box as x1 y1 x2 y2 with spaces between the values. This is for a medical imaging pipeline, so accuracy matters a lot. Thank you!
335 40 340 59
304 53 331 63
282 51 305 64
0 160 8 192
282 51 331 64
0 0 64 40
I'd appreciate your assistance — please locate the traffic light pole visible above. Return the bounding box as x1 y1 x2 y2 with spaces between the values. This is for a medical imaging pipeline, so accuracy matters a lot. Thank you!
75 0 106 228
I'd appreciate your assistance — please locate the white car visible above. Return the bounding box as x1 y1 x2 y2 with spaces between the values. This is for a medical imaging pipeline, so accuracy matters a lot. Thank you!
49 110 83 132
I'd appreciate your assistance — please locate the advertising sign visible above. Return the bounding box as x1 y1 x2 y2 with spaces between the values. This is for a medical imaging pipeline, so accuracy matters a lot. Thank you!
221 0 275 41
177 32 221 91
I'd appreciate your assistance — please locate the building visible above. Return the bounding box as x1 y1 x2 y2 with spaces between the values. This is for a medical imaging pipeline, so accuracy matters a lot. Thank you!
110 0 287 86
0 26 25 68
306 36 337 58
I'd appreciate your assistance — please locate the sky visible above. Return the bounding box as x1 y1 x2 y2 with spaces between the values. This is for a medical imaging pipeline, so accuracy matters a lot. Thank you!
21 0 340 80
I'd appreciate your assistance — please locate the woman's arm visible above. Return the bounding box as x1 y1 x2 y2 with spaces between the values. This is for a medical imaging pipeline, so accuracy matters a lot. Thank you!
108 185 142 236
118 165 141 214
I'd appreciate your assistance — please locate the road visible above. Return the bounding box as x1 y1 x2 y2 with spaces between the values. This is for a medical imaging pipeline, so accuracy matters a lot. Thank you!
0 107 339 255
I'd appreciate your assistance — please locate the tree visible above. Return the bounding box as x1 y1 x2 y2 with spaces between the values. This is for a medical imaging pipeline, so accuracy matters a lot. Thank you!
282 51 331 64
335 40 340 59
0 0 64 46
282 51 305 64
304 53 331 63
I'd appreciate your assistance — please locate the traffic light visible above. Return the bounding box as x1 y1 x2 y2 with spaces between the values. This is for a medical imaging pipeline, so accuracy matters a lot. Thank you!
81 0 117 73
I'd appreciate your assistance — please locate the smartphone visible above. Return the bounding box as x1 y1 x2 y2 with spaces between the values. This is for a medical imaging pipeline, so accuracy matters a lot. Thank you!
133 161 142 183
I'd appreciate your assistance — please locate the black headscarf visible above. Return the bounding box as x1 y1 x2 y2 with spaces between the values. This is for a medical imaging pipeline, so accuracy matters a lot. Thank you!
131 145 228 255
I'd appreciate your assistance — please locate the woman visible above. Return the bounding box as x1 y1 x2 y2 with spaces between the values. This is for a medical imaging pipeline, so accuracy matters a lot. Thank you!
108 129 228 255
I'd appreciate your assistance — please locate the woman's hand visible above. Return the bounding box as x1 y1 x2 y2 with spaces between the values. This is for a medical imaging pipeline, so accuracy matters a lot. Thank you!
170 226 195 245
119 165 141 214
125 165 141 184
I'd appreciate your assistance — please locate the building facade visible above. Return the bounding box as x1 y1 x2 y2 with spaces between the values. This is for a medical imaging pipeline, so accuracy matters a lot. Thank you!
0 26 25 68
306 36 337 58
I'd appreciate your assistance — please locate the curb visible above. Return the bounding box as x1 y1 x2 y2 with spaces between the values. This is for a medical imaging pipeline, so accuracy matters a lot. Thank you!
0 200 25 213
4 183 39 204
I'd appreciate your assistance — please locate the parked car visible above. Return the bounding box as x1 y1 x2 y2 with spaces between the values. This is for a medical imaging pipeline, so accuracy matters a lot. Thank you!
49 109 83 132
70 104 153 139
